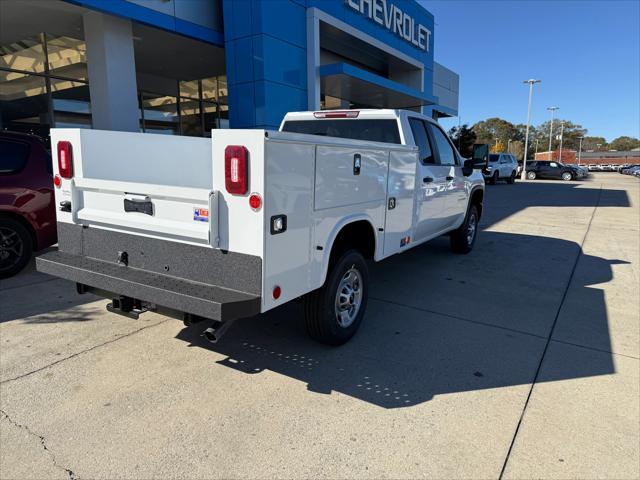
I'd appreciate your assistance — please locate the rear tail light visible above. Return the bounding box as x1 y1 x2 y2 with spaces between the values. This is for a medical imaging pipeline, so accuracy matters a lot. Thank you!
225 145 248 195
313 110 359 119
57 141 73 179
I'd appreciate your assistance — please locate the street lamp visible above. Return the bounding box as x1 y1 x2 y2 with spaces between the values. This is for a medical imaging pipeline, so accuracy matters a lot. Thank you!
547 106 559 156
578 136 584 165
558 121 565 162
522 79 541 180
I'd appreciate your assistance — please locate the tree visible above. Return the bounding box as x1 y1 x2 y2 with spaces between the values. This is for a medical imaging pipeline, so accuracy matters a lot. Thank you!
609 136 640 151
491 140 505 153
582 136 607 151
508 140 524 161
535 119 587 151
447 124 477 157
472 118 519 146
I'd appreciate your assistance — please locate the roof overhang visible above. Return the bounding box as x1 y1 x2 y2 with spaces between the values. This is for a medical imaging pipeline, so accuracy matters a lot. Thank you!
319 62 438 109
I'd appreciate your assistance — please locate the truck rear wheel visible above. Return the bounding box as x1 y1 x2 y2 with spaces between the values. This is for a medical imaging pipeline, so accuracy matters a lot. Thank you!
303 249 368 345
450 205 479 254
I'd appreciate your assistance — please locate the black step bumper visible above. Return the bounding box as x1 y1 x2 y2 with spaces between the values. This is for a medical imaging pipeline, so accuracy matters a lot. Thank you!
36 251 261 321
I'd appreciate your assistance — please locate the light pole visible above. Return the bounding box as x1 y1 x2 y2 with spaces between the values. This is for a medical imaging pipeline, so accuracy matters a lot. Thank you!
547 106 559 157
535 138 539 154
522 79 541 180
558 122 565 163
507 139 512 152
578 136 584 165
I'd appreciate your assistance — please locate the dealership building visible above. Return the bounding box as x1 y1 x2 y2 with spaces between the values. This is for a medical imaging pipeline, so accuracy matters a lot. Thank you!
0 0 459 141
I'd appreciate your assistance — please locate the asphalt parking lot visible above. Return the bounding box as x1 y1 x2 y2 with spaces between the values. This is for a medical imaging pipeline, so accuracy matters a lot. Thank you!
1 172 638 479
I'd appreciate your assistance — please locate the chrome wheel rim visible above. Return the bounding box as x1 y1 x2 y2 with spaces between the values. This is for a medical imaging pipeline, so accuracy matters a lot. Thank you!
0 227 24 271
527 172 535 180
334 267 363 328
562 173 572 181
466 213 477 245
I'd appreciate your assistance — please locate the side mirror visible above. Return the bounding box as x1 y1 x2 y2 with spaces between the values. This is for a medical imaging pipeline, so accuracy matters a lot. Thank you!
462 144 489 175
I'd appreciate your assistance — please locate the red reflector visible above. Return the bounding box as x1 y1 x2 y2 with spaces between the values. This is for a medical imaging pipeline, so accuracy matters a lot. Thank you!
57 141 73 179
272 286 281 300
313 110 359 119
225 145 248 195
53 175 62 188
249 193 262 211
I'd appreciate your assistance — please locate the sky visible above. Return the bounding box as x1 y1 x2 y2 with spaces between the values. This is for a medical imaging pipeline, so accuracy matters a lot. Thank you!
420 0 640 141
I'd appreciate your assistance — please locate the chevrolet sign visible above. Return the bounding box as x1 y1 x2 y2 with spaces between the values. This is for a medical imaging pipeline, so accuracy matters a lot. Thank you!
346 0 432 52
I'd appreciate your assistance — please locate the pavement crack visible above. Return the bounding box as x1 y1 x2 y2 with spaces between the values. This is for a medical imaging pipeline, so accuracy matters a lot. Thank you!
0 319 168 385
498 183 604 479
1 409 77 479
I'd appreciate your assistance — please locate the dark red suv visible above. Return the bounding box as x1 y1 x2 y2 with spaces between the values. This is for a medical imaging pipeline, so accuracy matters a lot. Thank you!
0 132 57 278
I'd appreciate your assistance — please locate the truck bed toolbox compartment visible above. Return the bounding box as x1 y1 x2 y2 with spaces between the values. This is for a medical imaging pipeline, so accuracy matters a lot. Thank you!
36 251 261 321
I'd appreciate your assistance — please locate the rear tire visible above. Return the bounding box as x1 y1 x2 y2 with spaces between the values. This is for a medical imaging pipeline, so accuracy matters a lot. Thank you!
526 171 537 180
450 205 479 254
562 171 573 181
303 249 368 345
0 218 33 279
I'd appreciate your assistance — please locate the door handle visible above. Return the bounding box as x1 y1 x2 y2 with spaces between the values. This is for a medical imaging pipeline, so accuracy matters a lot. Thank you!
446 176 454 181
353 153 361 175
423 176 434 183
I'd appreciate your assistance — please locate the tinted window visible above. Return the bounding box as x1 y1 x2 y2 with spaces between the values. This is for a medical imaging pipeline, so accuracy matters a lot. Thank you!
409 118 434 164
429 125 456 165
0 140 30 174
282 119 401 144
489 154 499 162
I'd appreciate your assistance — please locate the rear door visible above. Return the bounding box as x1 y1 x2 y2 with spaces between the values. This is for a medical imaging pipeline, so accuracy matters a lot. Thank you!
426 122 467 230
408 118 449 242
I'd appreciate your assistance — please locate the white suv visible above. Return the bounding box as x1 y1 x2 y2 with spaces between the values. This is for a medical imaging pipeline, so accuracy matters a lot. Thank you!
483 153 518 184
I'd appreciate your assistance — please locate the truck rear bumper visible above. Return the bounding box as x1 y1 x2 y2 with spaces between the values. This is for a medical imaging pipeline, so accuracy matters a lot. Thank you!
36 251 261 321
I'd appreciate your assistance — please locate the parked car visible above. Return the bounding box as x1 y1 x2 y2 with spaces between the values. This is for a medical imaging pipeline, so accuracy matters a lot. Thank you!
620 164 640 175
565 164 589 178
0 131 57 278
525 160 581 181
483 153 518 184
36 109 487 345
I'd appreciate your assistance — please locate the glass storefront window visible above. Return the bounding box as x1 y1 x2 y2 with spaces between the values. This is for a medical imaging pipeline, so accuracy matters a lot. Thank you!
0 35 46 74
50 77 91 129
203 101 218 136
179 80 200 100
0 70 50 140
180 97 203 137
2 32 228 140
201 77 218 101
141 93 179 135
45 35 88 81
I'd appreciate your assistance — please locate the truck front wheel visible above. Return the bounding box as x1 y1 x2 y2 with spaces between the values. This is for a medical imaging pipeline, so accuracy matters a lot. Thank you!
450 205 479 254
303 249 369 345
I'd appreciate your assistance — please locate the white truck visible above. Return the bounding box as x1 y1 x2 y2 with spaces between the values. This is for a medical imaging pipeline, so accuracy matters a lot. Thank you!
37 109 487 345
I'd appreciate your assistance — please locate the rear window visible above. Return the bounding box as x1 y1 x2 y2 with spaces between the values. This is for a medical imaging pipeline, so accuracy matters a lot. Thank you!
0 139 30 174
489 154 499 162
282 119 401 144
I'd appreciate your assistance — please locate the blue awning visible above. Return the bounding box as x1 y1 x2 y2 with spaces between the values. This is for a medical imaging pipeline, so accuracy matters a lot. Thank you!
319 62 438 109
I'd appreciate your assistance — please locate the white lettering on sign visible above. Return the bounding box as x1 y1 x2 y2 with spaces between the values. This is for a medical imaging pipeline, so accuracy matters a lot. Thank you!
346 0 431 52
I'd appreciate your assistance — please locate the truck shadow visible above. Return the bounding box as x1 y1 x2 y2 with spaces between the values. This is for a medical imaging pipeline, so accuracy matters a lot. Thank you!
175 177 632 408
176 231 626 408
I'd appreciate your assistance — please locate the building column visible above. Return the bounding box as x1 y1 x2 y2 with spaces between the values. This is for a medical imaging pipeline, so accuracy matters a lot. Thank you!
83 11 139 132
